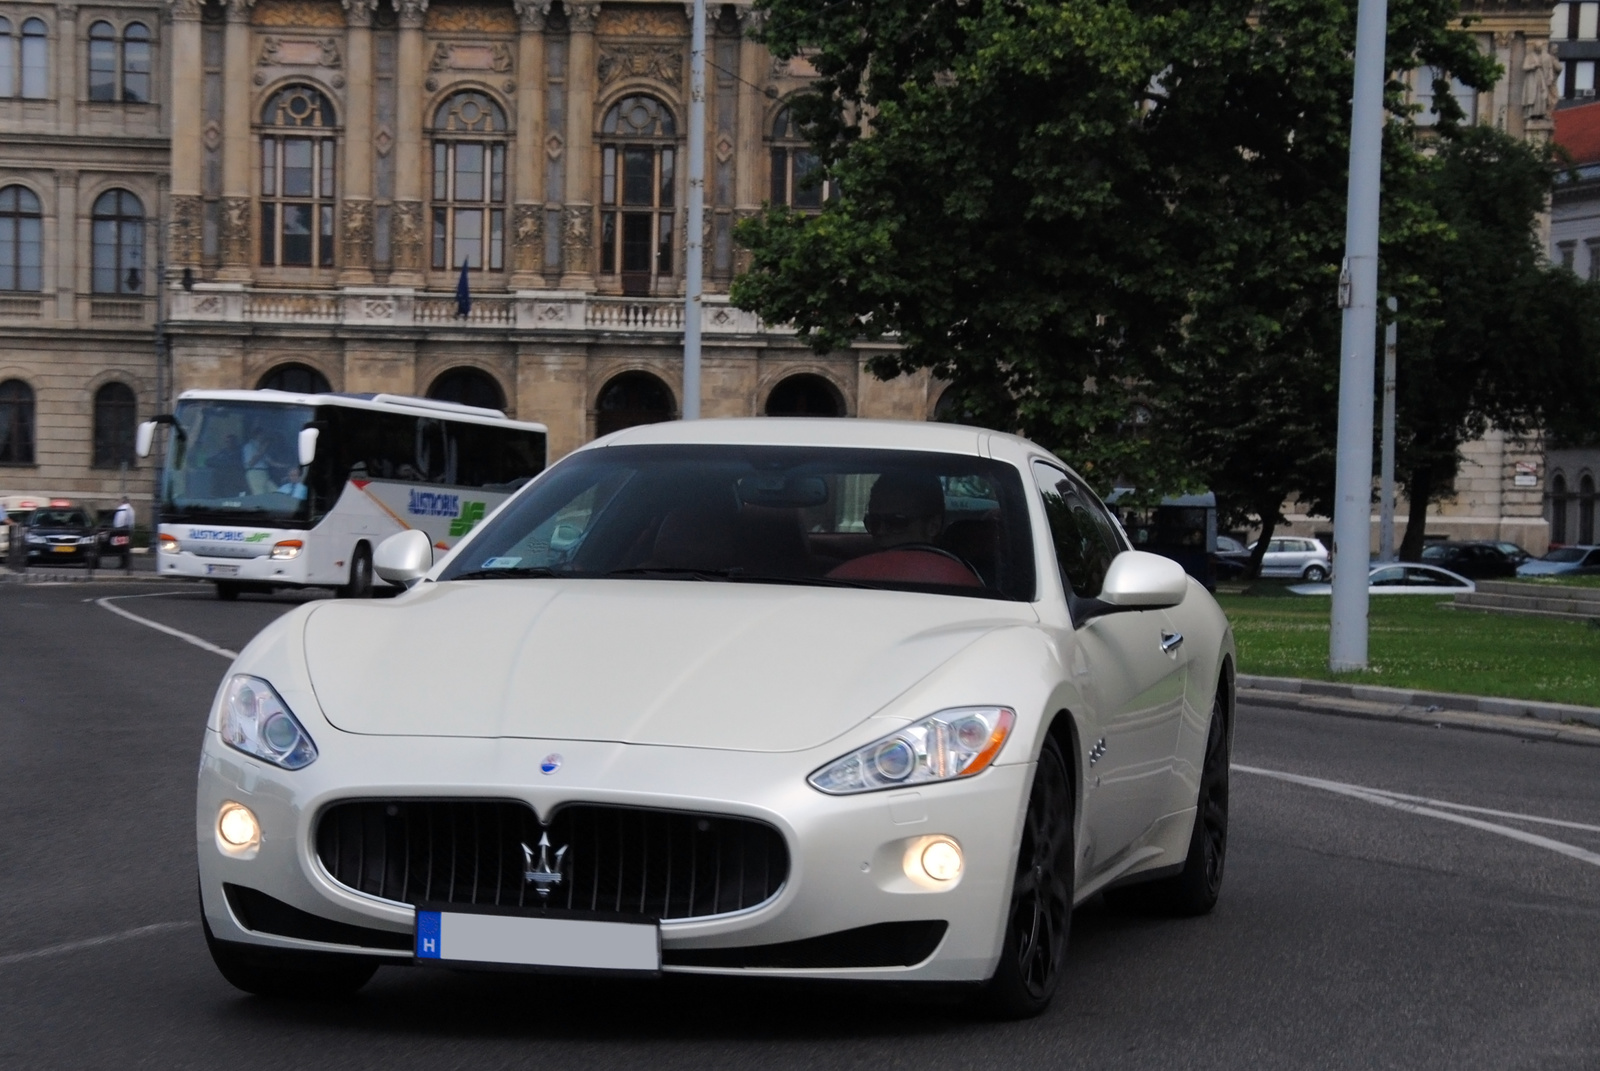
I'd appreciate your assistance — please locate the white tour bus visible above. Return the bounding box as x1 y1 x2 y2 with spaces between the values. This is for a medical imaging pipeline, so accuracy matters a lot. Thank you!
138 389 547 599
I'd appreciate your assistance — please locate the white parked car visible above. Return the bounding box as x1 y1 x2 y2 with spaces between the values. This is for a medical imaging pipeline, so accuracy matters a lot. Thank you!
196 419 1236 1018
1250 536 1331 581
1287 562 1476 595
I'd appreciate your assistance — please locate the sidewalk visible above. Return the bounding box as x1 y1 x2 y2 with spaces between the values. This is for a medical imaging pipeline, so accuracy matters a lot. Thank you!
1240 674 1600 746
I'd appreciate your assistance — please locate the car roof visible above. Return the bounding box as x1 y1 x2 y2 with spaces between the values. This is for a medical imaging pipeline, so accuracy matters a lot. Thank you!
588 418 1043 462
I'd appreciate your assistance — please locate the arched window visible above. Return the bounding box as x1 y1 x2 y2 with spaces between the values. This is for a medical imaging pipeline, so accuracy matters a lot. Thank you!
260 85 337 268
88 21 115 100
122 23 150 102
20 18 47 99
599 95 676 295
92 382 137 468
428 367 506 411
0 379 35 464
595 371 675 438
430 91 508 272
765 373 844 417
1552 474 1568 544
1582 474 1597 546
0 186 43 293
769 107 830 209
92 189 144 294
257 363 331 394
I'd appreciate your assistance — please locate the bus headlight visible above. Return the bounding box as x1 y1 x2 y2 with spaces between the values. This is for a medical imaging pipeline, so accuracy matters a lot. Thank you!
159 533 180 554
270 540 303 560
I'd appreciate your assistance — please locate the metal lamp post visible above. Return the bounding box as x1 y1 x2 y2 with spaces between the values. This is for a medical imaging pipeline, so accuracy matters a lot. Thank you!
682 0 706 419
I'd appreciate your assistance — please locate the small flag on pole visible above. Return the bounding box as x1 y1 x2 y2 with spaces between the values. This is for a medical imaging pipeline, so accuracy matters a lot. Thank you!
455 260 471 318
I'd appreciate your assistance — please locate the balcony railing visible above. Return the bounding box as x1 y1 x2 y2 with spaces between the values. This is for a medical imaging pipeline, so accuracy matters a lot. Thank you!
167 286 775 336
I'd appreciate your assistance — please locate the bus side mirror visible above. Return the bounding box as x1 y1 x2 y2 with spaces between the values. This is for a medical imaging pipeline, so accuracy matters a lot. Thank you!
374 529 432 588
135 421 157 458
298 426 320 467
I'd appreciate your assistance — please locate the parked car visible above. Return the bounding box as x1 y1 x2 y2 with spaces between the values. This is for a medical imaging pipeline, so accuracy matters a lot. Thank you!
196 418 1237 1017
1419 541 1520 580
1516 545 1600 578
1250 536 1331 581
1212 534 1252 581
1289 562 1475 595
1490 541 1532 565
22 506 101 567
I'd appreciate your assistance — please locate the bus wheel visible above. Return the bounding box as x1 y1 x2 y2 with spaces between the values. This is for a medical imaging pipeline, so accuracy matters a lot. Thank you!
215 581 241 601
341 545 374 599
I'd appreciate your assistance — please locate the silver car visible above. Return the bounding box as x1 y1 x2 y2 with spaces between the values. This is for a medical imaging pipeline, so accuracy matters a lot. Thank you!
1251 536 1331 581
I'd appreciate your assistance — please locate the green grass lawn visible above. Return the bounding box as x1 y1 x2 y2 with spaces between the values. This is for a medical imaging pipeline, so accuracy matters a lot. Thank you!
1215 589 1600 708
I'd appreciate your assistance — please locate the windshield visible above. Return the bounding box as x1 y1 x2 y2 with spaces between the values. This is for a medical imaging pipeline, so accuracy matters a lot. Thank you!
161 400 314 523
31 509 90 527
1541 548 1587 563
441 444 1037 600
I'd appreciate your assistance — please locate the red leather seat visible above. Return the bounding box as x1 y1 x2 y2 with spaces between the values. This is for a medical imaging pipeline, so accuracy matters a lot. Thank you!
827 548 982 587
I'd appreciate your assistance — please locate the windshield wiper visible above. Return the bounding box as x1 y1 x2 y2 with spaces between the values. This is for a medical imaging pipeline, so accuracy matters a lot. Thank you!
605 566 737 581
451 566 563 580
605 567 875 589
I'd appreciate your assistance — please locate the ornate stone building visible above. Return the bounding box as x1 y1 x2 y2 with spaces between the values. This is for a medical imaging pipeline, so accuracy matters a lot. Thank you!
157 0 933 468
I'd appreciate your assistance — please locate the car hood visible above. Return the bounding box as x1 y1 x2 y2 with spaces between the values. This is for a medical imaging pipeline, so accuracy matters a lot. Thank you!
302 580 1038 752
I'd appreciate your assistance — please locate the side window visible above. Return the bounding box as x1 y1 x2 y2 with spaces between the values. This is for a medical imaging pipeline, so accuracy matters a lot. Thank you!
1267 540 1284 553
1031 461 1121 600
1369 567 1404 586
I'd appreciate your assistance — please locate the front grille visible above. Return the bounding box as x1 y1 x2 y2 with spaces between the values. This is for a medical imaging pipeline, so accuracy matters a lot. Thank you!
316 800 789 921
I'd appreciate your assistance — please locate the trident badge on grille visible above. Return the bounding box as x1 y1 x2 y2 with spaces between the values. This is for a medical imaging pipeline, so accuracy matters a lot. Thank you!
521 832 568 897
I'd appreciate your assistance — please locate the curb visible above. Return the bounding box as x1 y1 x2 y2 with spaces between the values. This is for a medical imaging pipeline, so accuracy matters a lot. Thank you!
2 570 181 585
1239 673 1600 745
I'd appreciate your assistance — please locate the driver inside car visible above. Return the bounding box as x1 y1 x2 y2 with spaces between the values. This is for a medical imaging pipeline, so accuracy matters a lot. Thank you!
827 472 982 587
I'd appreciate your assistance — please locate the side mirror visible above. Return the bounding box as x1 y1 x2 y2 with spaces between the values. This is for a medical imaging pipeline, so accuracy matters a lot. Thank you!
374 529 433 588
1098 550 1189 610
135 421 157 458
297 426 320 467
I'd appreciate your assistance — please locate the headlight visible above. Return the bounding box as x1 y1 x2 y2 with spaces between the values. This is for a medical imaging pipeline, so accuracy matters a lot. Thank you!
78 536 97 545
217 674 318 770
159 533 180 554
269 539 302 560
808 706 1015 795
25 534 44 544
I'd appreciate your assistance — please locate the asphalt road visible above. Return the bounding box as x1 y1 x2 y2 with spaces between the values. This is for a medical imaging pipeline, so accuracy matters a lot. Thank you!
2 580 1598 1070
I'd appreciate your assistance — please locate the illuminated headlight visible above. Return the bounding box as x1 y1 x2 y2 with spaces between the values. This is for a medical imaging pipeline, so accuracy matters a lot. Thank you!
25 534 44 544
217 674 318 770
216 801 261 855
269 540 302 560
903 835 964 888
808 707 1015 795
159 533 180 554
77 536 97 545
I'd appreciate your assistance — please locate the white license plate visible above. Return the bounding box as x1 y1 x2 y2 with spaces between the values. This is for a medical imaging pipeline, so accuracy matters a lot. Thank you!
414 910 659 972
205 564 240 577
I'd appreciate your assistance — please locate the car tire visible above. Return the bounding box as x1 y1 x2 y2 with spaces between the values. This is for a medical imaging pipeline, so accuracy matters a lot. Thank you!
340 544 374 599
215 581 241 601
203 915 377 999
1302 564 1328 582
979 733 1074 1020
1105 687 1229 918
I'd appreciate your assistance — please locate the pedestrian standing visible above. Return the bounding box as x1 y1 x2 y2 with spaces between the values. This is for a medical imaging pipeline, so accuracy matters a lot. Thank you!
111 495 135 572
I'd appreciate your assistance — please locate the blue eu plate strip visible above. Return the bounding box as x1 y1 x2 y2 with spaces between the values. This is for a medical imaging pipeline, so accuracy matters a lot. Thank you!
415 910 441 958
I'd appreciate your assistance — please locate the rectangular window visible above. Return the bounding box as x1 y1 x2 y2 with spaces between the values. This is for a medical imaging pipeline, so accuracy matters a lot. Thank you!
602 147 616 205
656 212 673 274
433 142 448 200
490 144 505 202
259 203 276 265
320 146 335 200
455 143 485 202
1554 2 1571 38
121 219 143 291
92 219 117 292
600 211 616 272
261 137 277 196
123 38 150 102
18 215 40 291
659 148 674 207
432 207 447 269
281 203 312 266
454 208 482 269
0 217 16 289
282 139 313 198
489 209 503 270
792 150 823 208
622 148 652 205
319 204 334 267
89 38 116 100
1579 60 1597 96
1583 2 1599 39
621 213 651 273
0 37 14 96
1587 240 1600 281
771 148 788 204
21 32 47 99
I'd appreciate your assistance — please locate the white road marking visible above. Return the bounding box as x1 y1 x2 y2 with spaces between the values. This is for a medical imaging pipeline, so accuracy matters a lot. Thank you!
0 922 192 968
1235 764 1600 869
96 592 239 660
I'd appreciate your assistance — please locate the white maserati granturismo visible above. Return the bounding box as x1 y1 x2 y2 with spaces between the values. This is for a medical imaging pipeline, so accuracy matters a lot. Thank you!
196 418 1235 1017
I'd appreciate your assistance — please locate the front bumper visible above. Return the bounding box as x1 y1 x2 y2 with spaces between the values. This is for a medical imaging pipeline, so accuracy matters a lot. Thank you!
160 549 309 585
197 729 1032 982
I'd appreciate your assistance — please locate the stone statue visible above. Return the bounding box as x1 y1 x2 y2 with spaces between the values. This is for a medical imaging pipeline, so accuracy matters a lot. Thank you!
1523 40 1562 120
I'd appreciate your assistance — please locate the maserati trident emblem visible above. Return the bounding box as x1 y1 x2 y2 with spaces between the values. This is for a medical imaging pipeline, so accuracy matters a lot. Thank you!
521 832 568 897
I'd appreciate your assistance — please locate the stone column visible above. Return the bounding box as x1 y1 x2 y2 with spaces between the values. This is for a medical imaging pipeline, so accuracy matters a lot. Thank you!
389 0 428 283
734 7 766 271
55 171 77 321
218 0 255 278
56 3 78 133
558 3 600 290
510 0 548 288
168 0 206 270
339 0 376 284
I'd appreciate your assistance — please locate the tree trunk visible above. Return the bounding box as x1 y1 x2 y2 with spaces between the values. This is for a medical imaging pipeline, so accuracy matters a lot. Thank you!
1244 504 1280 580
1398 462 1434 562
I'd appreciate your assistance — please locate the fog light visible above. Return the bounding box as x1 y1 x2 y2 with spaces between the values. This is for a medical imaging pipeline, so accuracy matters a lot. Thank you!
159 534 179 554
217 801 260 853
270 540 302 560
902 835 963 889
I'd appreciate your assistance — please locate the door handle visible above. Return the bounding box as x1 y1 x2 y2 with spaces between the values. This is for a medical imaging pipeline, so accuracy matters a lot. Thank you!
1160 630 1183 654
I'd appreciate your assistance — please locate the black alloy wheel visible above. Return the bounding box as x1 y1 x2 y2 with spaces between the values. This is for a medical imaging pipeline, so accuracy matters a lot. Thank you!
341 544 374 599
981 734 1074 1019
1106 687 1230 917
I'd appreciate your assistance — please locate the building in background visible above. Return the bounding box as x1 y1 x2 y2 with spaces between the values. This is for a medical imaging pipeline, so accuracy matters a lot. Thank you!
1548 98 1600 545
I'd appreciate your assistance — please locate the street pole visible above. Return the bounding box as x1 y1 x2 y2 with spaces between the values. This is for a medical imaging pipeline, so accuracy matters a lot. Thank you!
1329 0 1388 671
682 0 706 420
1379 297 1397 562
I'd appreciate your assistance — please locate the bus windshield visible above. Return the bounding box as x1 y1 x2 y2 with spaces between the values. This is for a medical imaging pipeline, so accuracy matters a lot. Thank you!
161 400 314 523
